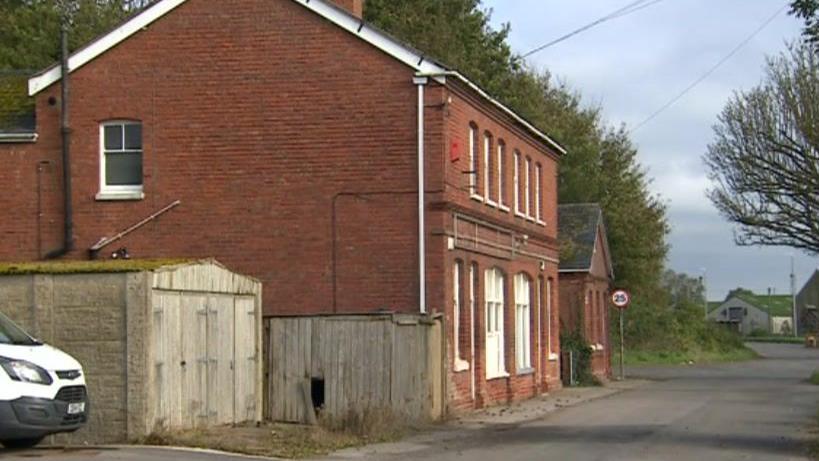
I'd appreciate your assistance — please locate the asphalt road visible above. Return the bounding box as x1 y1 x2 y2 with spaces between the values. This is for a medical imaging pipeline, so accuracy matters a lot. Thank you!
3 342 818 461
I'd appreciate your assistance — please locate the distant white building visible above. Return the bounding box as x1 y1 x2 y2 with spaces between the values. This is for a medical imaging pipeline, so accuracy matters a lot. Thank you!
708 289 793 336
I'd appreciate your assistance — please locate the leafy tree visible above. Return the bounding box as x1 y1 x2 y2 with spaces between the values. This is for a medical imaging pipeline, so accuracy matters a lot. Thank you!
662 269 706 308
705 43 819 254
0 0 145 71
790 0 819 44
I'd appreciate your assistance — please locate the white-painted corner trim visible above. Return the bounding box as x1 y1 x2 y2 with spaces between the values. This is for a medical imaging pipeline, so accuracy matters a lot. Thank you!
29 0 189 95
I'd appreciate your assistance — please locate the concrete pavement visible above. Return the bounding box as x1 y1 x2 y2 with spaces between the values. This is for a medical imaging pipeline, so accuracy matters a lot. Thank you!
3 342 817 460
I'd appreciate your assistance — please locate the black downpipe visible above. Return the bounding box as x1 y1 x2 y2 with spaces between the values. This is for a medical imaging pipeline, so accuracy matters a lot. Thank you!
46 18 73 259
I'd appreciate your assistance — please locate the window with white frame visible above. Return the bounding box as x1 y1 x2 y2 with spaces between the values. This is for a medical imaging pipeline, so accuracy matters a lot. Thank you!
547 278 555 358
100 121 143 197
484 133 495 205
485 268 506 379
498 142 507 209
469 124 479 198
453 261 469 371
513 151 521 214
535 163 543 223
514 274 532 371
524 157 532 217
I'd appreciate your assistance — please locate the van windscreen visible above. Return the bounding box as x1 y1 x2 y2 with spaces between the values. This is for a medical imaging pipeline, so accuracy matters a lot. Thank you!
0 312 39 346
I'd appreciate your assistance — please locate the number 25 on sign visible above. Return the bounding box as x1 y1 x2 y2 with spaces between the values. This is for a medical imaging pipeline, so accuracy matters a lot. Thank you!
611 289 630 309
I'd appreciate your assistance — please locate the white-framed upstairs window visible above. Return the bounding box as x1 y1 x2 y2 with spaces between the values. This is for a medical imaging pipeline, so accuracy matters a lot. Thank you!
469 124 481 200
484 132 496 206
514 274 532 372
485 268 507 379
99 121 144 200
535 163 544 224
524 157 532 218
498 141 508 211
513 151 522 216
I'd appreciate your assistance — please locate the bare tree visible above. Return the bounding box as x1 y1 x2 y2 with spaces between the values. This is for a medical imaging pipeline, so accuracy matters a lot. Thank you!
705 43 819 254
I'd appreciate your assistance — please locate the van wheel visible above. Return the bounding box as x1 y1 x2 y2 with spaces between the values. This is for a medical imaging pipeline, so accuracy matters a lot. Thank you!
1 437 44 449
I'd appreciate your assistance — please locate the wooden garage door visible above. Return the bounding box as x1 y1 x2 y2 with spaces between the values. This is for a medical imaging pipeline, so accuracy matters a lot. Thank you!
153 292 257 429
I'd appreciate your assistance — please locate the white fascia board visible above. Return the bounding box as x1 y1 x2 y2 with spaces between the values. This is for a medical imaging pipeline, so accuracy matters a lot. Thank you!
293 0 446 76
558 268 592 273
28 0 188 96
417 71 567 156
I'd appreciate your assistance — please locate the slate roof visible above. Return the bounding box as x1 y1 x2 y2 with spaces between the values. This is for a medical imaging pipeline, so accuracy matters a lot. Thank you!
0 72 35 134
558 203 605 272
709 289 793 317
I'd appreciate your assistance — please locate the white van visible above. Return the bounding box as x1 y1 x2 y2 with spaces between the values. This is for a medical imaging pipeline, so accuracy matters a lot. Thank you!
0 311 88 449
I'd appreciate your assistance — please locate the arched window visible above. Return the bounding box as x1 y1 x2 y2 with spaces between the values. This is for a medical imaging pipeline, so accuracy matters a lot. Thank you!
514 274 532 370
484 132 494 205
485 267 506 378
498 141 507 209
513 150 522 214
453 260 469 371
468 123 480 197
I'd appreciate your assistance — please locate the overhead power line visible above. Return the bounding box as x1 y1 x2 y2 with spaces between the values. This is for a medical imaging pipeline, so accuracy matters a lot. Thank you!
630 3 789 134
522 0 667 58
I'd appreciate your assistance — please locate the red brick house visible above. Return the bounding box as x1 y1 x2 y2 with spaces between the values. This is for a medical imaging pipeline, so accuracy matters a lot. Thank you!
0 0 564 411
558 204 613 380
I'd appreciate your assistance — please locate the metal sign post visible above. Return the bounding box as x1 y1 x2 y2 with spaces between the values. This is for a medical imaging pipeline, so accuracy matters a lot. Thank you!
611 289 631 381
619 309 625 381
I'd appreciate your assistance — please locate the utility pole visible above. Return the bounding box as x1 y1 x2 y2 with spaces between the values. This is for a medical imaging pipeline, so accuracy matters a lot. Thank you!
700 268 707 320
791 255 798 337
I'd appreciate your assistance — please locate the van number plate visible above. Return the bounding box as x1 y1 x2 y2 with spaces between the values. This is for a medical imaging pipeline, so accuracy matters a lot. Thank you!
67 402 85 415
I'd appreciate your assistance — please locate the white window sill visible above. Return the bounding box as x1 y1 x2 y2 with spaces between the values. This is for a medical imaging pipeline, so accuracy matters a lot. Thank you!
470 194 484 203
514 211 527 219
454 359 470 373
499 204 510 213
517 367 535 376
536 219 546 226
485 199 498 208
525 216 536 223
548 353 559 361
96 190 144 201
594 344 605 352
486 371 510 381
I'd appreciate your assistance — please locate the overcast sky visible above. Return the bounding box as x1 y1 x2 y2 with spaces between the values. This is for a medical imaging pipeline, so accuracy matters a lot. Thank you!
481 0 817 300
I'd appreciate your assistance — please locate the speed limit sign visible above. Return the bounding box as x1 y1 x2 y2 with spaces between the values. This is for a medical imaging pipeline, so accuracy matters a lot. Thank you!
611 289 631 309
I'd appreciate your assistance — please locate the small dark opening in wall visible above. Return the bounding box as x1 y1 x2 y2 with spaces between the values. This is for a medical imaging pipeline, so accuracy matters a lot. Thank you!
311 378 325 411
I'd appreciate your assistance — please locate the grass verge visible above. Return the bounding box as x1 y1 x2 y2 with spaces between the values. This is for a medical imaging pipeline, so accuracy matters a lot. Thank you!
139 407 411 459
746 336 806 345
615 346 758 366
809 370 819 386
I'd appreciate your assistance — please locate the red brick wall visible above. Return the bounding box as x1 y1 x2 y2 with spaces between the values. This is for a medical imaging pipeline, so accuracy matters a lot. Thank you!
433 83 563 411
0 0 564 411
0 0 430 316
559 274 612 380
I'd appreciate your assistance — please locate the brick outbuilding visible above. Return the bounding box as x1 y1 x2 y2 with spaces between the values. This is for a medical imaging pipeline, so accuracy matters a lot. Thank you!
0 0 565 411
558 203 614 380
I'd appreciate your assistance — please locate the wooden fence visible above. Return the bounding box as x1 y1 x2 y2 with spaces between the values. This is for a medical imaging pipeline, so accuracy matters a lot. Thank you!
265 314 442 424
